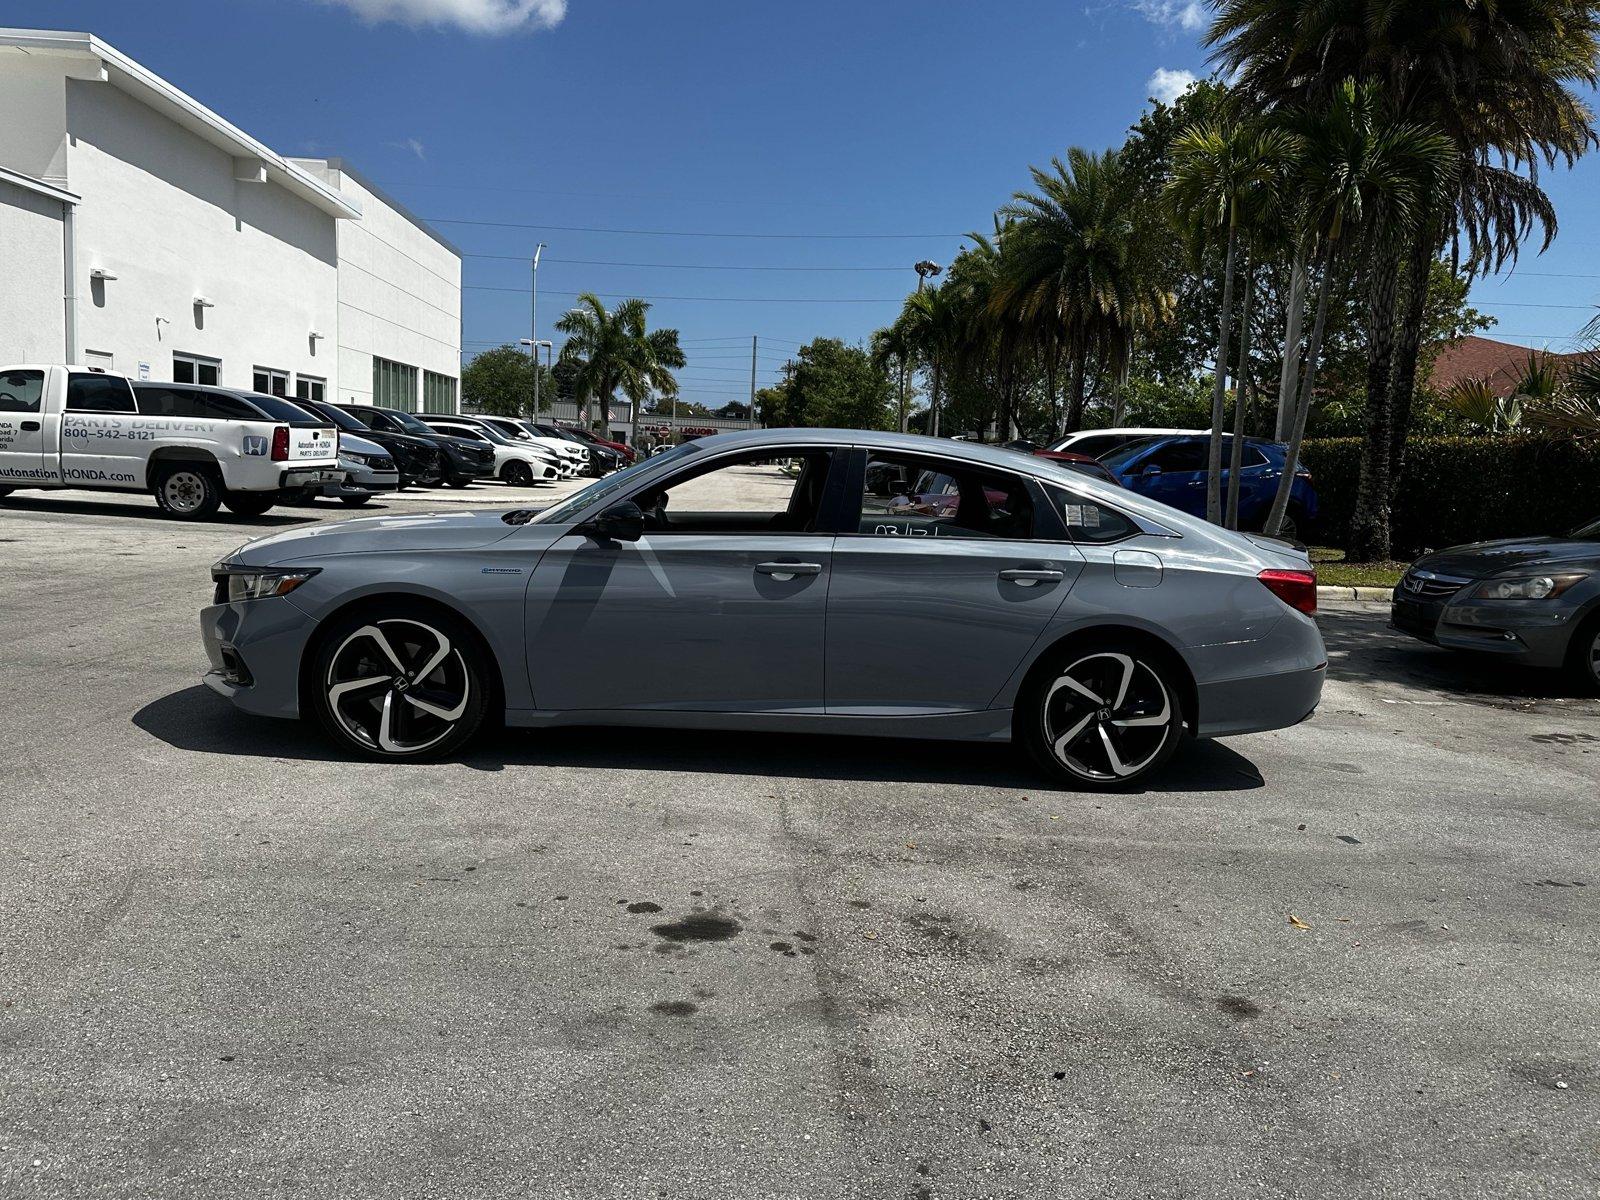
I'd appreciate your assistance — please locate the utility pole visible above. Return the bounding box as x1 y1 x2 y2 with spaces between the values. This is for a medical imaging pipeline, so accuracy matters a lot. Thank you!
530 242 545 416
749 335 758 427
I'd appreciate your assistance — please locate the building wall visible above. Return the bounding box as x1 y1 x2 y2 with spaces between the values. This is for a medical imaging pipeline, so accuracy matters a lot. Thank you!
0 178 67 363
0 52 72 187
63 78 339 391
294 161 461 412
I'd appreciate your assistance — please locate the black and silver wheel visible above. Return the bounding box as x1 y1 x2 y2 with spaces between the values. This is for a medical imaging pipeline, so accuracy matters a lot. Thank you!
444 477 471 489
152 463 222 520
1022 644 1185 789
312 606 490 759
339 494 374 507
223 491 276 518
503 460 534 487
1567 614 1600 696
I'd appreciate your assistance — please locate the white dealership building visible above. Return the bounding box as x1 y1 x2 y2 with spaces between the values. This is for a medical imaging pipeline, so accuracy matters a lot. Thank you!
0 28 461 413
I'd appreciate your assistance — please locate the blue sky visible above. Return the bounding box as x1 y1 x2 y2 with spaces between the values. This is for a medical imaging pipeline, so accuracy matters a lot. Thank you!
10 0 1600 405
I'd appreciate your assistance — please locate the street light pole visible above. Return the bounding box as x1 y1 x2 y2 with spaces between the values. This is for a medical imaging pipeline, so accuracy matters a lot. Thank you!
913 260 942 435
530 242 545 416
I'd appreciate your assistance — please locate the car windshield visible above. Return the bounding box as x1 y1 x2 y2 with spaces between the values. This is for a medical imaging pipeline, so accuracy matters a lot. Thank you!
386 410 437 436
307 402 367 433
530 442 701 525
1100 437 1164 473
447 421 514 446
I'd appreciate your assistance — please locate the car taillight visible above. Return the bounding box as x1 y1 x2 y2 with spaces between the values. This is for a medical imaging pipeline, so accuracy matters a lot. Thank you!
270 426 290 462
1259 568 1317 615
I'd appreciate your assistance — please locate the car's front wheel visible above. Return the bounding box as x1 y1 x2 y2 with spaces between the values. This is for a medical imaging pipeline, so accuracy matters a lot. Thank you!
1020 642 1186 790
310 603 491 759
1567 613 1600 696
503 460 534 487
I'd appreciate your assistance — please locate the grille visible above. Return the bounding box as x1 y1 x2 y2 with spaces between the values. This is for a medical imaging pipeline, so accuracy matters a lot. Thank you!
1400 570 1472 599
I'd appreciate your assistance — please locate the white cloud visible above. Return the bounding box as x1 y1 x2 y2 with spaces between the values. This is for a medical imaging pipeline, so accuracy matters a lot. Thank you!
316 0 567 35
1147 67 1197 105
402 137 426 160
1130 1 1208 33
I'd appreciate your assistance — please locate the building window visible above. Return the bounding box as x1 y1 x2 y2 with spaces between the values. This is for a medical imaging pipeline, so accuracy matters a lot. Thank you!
373 357 418 412
174 353 220 386
252 366 289 397
295 375 326 404
422 370 458 414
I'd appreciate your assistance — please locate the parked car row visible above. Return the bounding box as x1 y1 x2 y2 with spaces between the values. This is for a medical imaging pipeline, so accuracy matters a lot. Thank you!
0 362 630 520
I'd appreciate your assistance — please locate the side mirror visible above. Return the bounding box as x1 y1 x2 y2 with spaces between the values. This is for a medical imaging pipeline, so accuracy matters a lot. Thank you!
580 500 644 543
1141 463 1163 477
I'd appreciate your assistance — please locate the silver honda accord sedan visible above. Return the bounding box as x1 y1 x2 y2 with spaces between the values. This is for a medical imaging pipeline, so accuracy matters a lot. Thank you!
200 428 1326 789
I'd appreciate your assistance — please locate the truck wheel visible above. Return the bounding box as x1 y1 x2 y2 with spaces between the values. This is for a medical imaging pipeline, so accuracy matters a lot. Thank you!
311 602 491 760
503 461 534 487
153 464 222 520
223 491 276 518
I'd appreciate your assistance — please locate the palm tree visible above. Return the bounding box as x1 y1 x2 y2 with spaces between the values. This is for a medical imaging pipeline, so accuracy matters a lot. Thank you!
869 325 914 432
554 294 686 430
997 149 1170 437
1167 119 1295 524
1209 0 1600 547
887 283 963 436
1264 79 1456 539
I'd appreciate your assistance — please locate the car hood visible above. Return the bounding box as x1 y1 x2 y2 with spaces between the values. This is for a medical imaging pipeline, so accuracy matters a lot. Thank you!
1414 536 1600 579
230 510 529 565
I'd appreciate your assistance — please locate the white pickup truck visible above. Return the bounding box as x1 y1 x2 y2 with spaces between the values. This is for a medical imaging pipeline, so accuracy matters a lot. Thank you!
0 365 342 519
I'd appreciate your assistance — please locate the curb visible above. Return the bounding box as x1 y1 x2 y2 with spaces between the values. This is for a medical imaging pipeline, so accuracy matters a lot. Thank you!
1317 585 1394 603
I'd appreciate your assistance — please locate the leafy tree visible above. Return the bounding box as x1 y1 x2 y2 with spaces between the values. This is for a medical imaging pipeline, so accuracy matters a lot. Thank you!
461 345 550 418
554 293 686 429
758 338 893 430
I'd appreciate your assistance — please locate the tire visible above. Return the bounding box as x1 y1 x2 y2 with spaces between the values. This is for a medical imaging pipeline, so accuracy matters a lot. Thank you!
503 460 534 487
310 602 491 760
339 494 374 507
1566 612 1600 696
152 463 223 520
223 491 276 518
1019 640 1186 790
444 478 471 489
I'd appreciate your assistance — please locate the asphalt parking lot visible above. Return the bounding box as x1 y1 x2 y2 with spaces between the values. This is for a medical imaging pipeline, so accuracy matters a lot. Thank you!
2 488 1598 1199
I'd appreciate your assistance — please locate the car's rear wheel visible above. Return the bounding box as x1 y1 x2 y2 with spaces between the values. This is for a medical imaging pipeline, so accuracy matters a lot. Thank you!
503 460 534 487
311 603 490 760
223 491 276 517
444 478 471 489
152 463 222 520
1020 642 1186 790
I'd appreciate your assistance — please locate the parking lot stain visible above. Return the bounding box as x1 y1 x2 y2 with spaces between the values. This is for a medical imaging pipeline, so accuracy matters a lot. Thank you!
649 1000 698 1017
1530 732 1599 744
848 900 872 910
626 901 663 914
1216 995 1263 1019
1337 835 1363 845
651 912 742 942
770 941 797 956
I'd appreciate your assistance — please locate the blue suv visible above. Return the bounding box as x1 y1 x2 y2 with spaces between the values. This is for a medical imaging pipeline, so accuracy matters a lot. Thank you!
1100 435 1319 536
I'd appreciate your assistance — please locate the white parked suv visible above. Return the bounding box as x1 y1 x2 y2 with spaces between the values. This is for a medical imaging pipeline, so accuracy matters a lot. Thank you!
416 415 561 486
0 365 341 519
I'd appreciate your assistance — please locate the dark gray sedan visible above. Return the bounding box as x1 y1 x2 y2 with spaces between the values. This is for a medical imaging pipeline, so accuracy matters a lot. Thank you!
199 429 1326 789
1391 517 1600 692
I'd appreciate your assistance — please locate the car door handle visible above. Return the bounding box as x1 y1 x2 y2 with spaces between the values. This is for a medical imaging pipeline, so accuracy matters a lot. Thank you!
20 420 40 431
756 561 822 581
999 568 1065 587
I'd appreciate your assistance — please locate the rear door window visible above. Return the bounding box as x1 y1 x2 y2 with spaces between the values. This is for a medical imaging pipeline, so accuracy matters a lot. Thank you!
857 452 1037 541
0 369 44 413
67 373 137 413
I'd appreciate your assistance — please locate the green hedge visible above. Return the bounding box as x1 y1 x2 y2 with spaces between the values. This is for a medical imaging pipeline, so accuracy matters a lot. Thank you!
1299 434 1600 557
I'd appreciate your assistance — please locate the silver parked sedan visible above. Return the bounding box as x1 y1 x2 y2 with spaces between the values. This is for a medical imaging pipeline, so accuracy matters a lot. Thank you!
199 429 1326 789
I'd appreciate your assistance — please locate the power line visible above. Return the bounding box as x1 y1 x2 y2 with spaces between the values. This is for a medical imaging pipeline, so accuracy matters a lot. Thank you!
428 216 962 240
464 285 899 304
463 252 908 272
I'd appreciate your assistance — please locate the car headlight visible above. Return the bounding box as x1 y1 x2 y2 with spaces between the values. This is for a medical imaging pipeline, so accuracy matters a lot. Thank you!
212 564 321 602
344 452 370 466
1471 572 1589 600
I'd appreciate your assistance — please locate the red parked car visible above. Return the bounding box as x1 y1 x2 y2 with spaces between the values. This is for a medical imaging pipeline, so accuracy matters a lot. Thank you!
1031 448 1123 487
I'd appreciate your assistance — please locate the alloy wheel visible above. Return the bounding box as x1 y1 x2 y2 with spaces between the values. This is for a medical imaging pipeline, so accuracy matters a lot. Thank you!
162 471 209 514
1041 652 1174 782
324 618 471 754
